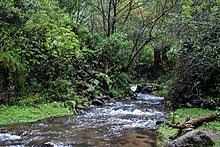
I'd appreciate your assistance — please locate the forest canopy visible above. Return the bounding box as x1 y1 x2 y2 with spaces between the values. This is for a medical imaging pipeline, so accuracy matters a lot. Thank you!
0 0 219 109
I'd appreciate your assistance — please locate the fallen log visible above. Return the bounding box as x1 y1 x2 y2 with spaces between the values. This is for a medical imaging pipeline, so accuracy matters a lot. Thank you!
169 112 220 129
185 112 219 128
168 112 220 139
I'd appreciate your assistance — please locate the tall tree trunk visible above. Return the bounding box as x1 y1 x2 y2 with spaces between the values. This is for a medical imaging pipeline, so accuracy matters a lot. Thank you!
112 0 117 34
153 47 163 77
101 0 107 33
162 45 169 64
107 0 112 37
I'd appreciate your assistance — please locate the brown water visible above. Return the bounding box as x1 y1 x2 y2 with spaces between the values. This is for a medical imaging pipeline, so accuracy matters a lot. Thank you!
0 94 169 146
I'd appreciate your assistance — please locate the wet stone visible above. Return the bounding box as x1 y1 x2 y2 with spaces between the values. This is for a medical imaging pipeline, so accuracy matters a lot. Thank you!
167 130 216 147
0 128 7 133
91 99 105 106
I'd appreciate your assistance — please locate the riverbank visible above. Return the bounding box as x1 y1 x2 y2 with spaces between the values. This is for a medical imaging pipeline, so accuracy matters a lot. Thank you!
158 108 220 146
0 103 75 125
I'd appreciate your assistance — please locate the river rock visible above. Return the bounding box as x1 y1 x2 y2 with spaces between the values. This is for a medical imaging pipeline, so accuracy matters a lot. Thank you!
167 130 218 147
140 85 154 93
0 128 7 133
156 120 164 125
41 142 58 147
132 84 161 94
91 99 105 106
94 95 110 101
186 102 192 108
130 85 138 92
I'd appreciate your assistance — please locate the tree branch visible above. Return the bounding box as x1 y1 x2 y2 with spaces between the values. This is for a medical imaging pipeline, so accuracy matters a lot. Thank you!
125 0 178 71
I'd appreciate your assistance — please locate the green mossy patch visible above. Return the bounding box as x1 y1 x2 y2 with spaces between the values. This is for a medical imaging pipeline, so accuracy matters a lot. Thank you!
0 103 75 125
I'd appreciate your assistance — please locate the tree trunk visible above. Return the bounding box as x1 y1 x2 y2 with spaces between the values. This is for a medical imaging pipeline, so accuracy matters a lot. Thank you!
153 47 163 77
162 45 169 64
107 0 112 37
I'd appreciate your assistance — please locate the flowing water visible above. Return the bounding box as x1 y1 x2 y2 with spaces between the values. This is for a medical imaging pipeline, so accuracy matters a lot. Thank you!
0 94 169 146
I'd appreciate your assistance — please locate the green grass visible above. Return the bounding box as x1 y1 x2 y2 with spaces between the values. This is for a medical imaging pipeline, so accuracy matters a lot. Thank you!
158 108 220 146
153 87 168 97
0 102 75 125
172 108 217 124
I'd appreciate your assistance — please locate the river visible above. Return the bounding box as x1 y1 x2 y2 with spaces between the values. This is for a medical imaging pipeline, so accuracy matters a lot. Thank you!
0 93 169 146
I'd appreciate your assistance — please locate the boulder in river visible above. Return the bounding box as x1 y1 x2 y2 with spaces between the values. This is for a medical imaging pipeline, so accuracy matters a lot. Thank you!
91 99 105 106
93 95 110 101
131 84 161 94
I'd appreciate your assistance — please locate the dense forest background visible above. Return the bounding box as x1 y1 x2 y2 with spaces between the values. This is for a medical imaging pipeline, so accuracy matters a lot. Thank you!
0 0 219 109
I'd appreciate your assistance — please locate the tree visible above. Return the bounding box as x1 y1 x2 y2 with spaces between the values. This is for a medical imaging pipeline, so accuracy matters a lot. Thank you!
124 0 178 71
166 0 220 109
71 0 178 73
0 0 83 102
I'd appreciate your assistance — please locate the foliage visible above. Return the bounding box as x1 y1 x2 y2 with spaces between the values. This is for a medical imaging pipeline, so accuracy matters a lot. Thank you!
0 0 83 104
0 51 26 95
70 0 178 72
111 72 131 89
15 94 47 106
166 0 220 109
0 0 219 115
153 88 169 97
202 96 220 110
0 0 23 26
95 32 130 72
47 78 75 102
97 72 113 91
16 0 81 83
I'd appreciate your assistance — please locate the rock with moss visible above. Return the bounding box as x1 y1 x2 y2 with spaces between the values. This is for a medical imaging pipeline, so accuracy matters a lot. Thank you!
167 130 220 147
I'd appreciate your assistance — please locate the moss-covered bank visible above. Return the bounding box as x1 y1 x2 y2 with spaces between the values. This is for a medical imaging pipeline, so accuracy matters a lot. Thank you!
0 103 75 125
